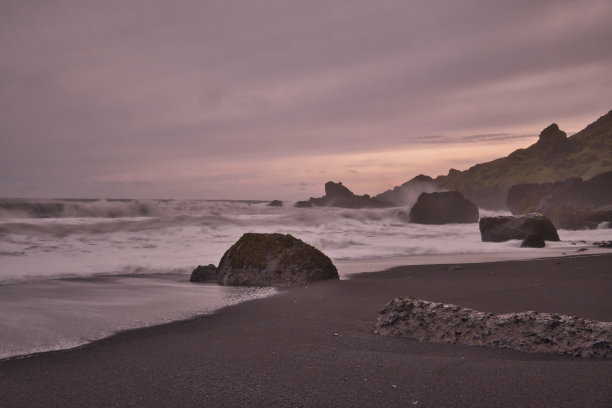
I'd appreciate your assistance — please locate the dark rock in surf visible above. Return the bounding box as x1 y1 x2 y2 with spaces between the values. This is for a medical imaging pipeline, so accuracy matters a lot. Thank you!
294 200 313 208
409 191 479 224
268 200 283 207
307 181 393 209
374 297 612 357
190 264 218 282
479 213 560 242
217 233 338 286
324 181 354 199
521 234 546 248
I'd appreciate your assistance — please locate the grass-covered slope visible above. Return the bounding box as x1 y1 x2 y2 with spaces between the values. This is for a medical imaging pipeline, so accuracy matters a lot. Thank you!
432 110 612 209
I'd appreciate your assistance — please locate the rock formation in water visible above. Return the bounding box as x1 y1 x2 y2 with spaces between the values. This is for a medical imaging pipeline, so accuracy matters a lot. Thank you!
409 191 479 224
190 264 218 282
216 233 338 286
374 297 612 357
507 171 612 229
479 213 559 242
305 181 393 209
268 200 283 207
294 200 313 208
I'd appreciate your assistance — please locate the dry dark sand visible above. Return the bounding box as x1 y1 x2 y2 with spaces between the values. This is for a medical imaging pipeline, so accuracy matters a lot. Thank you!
1 254 611 407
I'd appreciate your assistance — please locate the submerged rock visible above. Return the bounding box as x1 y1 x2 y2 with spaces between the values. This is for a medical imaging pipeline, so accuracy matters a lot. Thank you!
374 297 612 357
190 264 218 282
409 191 479 224
520 234 545 248
479 213 559 242
217 233 338 286
268 200 283 207
294 200 313 208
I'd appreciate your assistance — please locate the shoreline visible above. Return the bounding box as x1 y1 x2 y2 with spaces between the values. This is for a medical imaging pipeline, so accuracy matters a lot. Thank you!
1 253 611 407
334 246 612 276
0 249 607 362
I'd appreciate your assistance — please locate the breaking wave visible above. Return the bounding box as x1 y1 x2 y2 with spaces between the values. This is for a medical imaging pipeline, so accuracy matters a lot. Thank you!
0 198 607 362
0 199 164 219
0 201 413 237
0 199 607 285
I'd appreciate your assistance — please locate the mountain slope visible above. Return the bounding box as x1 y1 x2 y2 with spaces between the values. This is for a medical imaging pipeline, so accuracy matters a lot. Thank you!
375 174 439 207
424 110 612 209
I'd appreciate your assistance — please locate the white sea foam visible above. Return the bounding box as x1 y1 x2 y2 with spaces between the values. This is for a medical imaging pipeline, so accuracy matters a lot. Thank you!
0 276 275 360
0 198 609 360
0 199 608 283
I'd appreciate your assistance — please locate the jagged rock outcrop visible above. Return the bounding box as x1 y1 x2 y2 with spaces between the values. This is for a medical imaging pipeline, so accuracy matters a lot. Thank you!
375 175 439 207
507 171 612 229
374 297 612 357
534 123 570 159
479 213 560 242
409 191 479 224
190 264 218 282
307 181 392 209
216 233 338 286
268 200 283 207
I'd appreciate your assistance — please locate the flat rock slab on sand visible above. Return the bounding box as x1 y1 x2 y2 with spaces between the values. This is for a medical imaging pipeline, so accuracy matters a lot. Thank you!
375 298 612 357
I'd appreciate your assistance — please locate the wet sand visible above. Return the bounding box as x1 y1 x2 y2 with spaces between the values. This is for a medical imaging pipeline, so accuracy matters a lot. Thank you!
1 253 611 407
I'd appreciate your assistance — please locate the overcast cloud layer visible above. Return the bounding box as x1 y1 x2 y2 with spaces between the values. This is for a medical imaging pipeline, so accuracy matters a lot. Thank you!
1 0 611 199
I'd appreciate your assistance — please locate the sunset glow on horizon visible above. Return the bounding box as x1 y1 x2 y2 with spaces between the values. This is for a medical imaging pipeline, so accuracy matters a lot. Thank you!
1 1 611 200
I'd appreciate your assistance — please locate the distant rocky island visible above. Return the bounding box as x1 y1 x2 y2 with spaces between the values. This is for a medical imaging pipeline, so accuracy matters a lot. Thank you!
295 181 393 209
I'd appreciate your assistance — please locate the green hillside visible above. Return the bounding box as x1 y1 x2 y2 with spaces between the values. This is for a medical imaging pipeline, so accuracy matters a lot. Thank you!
432 110 612 209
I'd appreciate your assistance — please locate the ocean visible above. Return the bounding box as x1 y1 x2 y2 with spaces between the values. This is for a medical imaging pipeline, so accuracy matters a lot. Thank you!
0 198 609 360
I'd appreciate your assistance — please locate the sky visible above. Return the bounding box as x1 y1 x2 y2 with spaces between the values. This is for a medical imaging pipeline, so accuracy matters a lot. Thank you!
1 0 611 200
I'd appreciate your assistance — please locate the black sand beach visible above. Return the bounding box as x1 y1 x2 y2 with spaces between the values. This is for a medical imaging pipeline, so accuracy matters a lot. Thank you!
1 254 611 408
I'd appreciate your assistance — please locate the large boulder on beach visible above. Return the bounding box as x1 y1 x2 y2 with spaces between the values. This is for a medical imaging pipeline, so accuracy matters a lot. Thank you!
409 191 479 224
374 297 612 357
479 213 560 242
190 264 218 282
217 233 338 286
